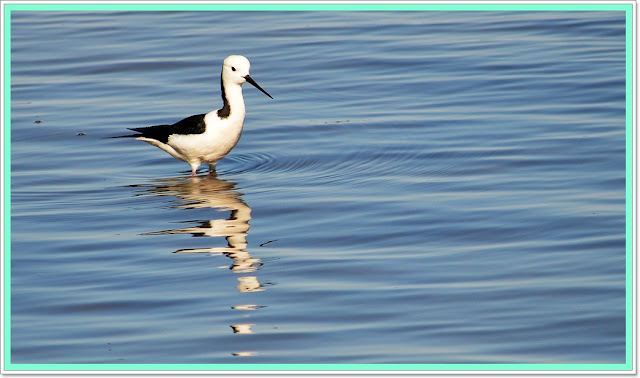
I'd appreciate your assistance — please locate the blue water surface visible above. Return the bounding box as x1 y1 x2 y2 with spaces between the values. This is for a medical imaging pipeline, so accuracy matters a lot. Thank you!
10 10 626 365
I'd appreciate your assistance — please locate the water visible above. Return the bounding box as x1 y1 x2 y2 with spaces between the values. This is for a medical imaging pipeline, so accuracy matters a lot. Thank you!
10 10 626 365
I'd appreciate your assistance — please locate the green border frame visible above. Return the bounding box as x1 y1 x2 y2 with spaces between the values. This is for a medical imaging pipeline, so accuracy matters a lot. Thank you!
0 3 636 11
2 1 635 373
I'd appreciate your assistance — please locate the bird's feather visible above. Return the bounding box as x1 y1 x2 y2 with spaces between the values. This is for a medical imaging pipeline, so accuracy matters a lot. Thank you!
113 114 207 144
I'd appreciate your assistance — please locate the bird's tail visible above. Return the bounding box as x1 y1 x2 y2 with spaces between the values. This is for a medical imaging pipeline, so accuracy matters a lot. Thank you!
103 130 142 139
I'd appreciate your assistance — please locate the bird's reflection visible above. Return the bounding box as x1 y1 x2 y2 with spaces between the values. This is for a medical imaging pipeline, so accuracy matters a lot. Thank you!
131 174 268 355
135 175 262 278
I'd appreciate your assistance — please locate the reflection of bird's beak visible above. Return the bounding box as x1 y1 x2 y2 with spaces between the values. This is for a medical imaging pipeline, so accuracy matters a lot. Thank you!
244 75 273 99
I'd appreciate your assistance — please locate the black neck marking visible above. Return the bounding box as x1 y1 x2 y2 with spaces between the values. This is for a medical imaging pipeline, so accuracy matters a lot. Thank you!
217 73 231 119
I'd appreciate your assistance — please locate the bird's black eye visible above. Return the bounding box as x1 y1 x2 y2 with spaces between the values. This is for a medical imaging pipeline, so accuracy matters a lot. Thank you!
231 67 236 71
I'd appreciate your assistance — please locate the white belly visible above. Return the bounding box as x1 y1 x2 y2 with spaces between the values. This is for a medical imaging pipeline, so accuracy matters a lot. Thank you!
167 120 243 165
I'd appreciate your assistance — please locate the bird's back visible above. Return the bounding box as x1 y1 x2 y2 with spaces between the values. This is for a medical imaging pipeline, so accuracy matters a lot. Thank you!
128 114 207 144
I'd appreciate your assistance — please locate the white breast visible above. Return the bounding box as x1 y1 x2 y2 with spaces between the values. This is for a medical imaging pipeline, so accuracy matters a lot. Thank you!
167 111 245 165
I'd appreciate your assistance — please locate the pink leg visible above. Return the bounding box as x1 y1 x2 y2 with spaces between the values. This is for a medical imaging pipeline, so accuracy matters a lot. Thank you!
189 161 202 176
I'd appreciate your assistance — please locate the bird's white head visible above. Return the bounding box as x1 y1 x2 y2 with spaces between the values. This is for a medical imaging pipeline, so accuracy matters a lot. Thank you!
221 55 272 99
222 55 251 85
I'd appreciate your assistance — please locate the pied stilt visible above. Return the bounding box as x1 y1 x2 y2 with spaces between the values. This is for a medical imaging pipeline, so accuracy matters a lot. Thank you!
113 55 272 176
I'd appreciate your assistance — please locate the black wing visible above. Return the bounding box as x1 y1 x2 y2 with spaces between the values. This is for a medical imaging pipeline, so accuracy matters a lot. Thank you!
112 114 207 144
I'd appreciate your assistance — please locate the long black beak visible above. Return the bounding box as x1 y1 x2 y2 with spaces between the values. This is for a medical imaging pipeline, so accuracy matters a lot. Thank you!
244 75 273 99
